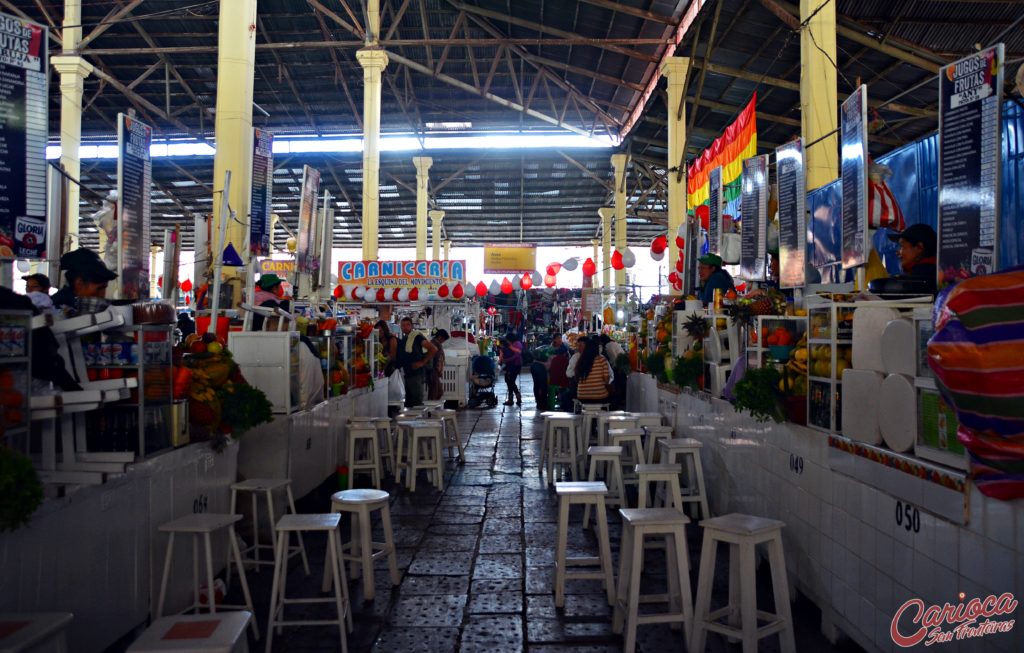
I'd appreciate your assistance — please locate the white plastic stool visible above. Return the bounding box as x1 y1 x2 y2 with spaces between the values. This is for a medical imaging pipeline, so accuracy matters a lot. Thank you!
577 405 609 450
613 508 694 653
539 411 573 476
691 513 795 653
348 416 394 475
402 419 445 492
635 464 685 510
156 514 259 640
0 613 73 653
322 489 400 602
607 428 644 486
643 425 674 464
266 514 350 653
553 482 615 608
229 479 309 581
128 612 251 653
658 438 711 520
583 446 624 527
543 413 579 483
346 423 382 488
429 408 465 464
632 412 664 429
602 414 639 446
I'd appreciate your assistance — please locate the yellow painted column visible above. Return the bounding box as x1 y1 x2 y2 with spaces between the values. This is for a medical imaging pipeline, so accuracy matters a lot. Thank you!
443 240 451 261
212 0 257 262
801 0 839 190
413 156 432 260
429 209 445 260
661 58 690 292
611 154 629 295
357 48 389 260
590 239 600 285
598 207 613 289
52 0 91 247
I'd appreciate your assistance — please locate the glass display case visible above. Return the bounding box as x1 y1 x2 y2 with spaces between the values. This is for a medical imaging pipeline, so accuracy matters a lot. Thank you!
806 305 853 433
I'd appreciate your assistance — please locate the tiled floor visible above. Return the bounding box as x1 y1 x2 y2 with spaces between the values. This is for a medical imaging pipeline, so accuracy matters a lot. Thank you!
162 376 866 652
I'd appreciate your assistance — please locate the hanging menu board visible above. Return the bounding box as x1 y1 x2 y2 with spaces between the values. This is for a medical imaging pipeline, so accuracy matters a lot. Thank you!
249 128 273 256
841 85 869 270
776 140 806 289
707 166 723 254
937 44 1003 288
0 14 47 260
296 165 321 274
116 113 152 299
740 155 768 281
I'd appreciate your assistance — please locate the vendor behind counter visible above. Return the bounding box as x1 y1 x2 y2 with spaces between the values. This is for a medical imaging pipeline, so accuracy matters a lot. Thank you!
51 248 118 313
251 273 291 331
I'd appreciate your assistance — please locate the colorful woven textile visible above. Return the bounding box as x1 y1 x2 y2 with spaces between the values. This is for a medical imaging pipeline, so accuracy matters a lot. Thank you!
687 94 757 209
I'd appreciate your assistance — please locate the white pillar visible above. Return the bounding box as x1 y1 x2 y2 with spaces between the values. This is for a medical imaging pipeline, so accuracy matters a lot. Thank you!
443 240 451 261
661 58 690 294
611 154 629 298
413 156 433 260
429 209 445 261
598 207 613 290
357 48 389 260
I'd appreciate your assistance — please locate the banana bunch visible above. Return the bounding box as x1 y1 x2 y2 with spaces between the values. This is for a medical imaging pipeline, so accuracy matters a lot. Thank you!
786 331 809 377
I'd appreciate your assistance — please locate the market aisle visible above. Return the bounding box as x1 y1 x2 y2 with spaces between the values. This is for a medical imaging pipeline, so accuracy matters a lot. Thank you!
209 375 863 653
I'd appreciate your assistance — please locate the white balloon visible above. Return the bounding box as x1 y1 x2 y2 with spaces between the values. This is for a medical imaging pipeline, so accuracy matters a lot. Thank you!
622 247 636 268
530 271 541 286
15 260 30 273
397 287 410 302
489 280 501 295
463 282 475 297
511 274 521 288
650 249 665 262
677 223 687 239
353 286 365 299
562 258 578 271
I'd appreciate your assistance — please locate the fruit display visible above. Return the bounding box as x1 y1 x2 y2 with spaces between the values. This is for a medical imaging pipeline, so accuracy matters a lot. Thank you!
807 344 852 379
810 307 854 340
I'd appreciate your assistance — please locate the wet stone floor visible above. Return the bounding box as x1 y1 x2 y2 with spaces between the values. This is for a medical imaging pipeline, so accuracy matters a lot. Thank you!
218 377 864 653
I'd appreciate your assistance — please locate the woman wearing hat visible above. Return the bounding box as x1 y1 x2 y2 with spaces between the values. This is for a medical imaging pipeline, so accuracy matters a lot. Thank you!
251 273 290 330
697 253 736 305
887 223 937 294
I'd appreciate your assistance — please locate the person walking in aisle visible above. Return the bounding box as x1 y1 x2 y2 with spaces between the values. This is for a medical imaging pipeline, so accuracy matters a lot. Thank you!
427 329 450 401
499 332 524 407
397 317 438 407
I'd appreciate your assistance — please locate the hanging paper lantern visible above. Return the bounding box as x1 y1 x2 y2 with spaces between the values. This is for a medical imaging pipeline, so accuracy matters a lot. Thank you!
677 223 687 239
696 205 710 231
562 258 578 272
622 247 636 268
333 285 344 299
376 288 386 302
452 283 465 299
546 263 561 276
398 287 410 302
180 279 193 293
437 283 450 298
675 236 685 249
463 282 475 298
544 274 557 288
409 287 420 301
520 274 533 290
611 249 624 270
581 258 596 277
500 277 514 294
651 235 667 254
530 271 541 287
476 281 488 297
651 249 665 262
489 280 501 295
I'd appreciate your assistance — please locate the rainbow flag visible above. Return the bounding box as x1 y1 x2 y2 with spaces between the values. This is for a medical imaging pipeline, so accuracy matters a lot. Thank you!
687 94 758 210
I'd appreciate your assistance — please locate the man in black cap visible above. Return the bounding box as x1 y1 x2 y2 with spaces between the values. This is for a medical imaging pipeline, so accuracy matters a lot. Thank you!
22 273 50 294
51 248 118 310
887 223 937 293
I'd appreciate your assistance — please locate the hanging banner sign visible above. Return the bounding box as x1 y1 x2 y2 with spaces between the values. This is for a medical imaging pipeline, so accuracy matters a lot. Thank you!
740 155 768 281
776 140 806 289
937 44 1003 288
249 128 273 256
0 14 47 260
338 260 467 289
295 165 320 274
258 258 296 277
483 243 536 273
841 85 869 270
116 113 152 299
707 167 723 254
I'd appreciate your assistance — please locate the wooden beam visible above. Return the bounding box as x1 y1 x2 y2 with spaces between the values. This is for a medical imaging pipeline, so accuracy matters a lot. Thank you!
577 0 677 25
90 60 196 135
385 0 413 41
305 0 363 40
78 0 145 50
557 151 614 192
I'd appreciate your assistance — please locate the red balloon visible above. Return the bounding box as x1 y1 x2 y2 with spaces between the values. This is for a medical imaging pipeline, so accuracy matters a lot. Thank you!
546 262 562 276
675 236 685 249
736 282 747 293
611 250 624 270
180 279 193 293
437 284 450 298
392 288 402 301
333 285 344 299
452 283 465 299
672 278 683 290
500 277 514 294
668 271 679 284
410 287 420 301
696 205 710 231
544 274 557 288
520 274 533 290
651 235 667 254
376 288 386 302
476 281 488 297
582 258 597 277
184 295 191 305
487 306 497 316
675 257 684 273
157 275 163 289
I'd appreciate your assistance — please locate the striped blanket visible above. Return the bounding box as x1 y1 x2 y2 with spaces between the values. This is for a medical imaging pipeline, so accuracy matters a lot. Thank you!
928 269 1024 499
